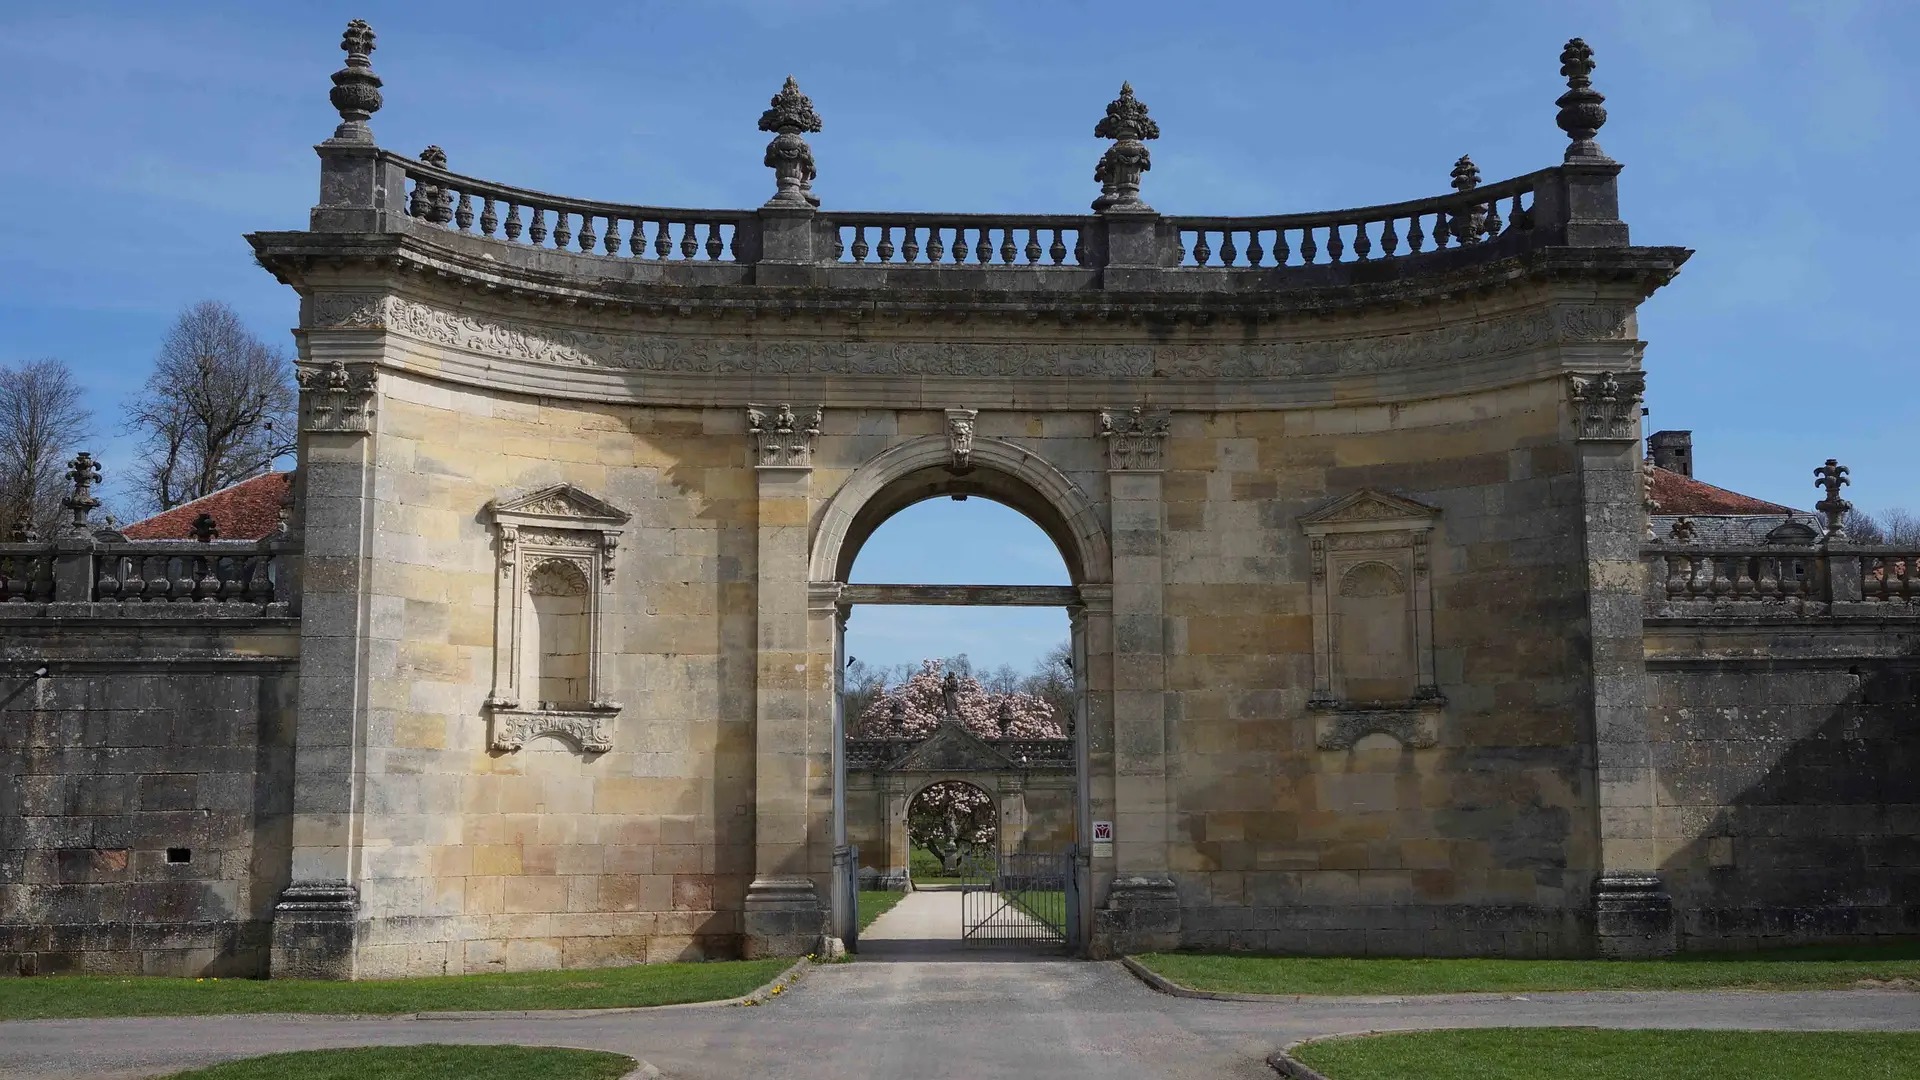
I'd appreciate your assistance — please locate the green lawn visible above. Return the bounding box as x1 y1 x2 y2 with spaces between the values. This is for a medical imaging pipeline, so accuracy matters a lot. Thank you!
1292 1029 1920 1080
1135 940 1920 996
858 889 906 930
0 958 792 1021
161 1045 635 1080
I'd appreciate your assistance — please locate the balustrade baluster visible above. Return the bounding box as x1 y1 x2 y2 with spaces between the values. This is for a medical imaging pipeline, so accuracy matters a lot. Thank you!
1192 231 1211 266
879 226 896 263
1756 557 1780 599
604 217 622 255
973 228 992 264
999 229 1016 264
903 225 922 263
528 207 548 246
26 558 51 601
195 556 220 602
1048 230 1066 265
1687 555 1711 597
927 226 945 263
1246 230 1265 266
1483 199 1503 239
851 225 869 262
706 223 725 259
505 203 523 241
628 219 647 257
95 555 120 601
120 556 144 602
219 559 244 602
1352 222 1372 260
479 197 498 237
407 178 427 219
247 556 274 603
1219 231 1239 266
1733 556 1756 598
577 213 597 252
1512 192 1533 231
1071 232 1085 264
1327 224 1345 262
1709 557 1733 597
1174 231 1188 264
1381 218 1400 256
679 222 697 259
454 192 473 232
1665 555 1689 598
1024 230 1040 264
552 210 573 250
170 558 194 603
1274 229 1291 265
1300 226 1319 264
1407 213 1424 253
655 221 673 259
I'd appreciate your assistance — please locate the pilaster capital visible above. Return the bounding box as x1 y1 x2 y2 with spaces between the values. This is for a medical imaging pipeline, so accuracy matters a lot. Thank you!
748 403 822 468
1074 582 1115 615
1568 370 1644 442
1099 406 1170 470
296 361 378 434
807 580 844 613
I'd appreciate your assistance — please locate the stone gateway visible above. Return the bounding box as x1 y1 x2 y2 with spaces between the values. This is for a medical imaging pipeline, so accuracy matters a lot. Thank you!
3 26 1917 978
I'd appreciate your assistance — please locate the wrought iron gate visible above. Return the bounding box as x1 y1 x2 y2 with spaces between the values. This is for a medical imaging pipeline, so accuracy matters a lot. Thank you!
959 847 1078 946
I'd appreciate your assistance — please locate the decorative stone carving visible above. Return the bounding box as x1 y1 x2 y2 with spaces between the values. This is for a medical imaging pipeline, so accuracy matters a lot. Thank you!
409 146 453 225
1556 37 1610 163
1448 155 1486 244
295 361 377 433
1099 407 1170 471
1669 516 1696 543
747 404 823 468
1814 459 1852 539
1642 455 1658 540
1568 370 1645 442
485 485 629 752
945 408 978 474
327 19 382 144
1315 709 1440 751
60 452 101 538
490 710 615 754
307 294 1635 383
1092 82 1159 211
759 76 822 208
1300 490 1443 711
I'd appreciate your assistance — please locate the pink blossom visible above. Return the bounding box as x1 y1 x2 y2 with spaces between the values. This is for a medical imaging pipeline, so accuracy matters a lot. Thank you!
855 659 1064 740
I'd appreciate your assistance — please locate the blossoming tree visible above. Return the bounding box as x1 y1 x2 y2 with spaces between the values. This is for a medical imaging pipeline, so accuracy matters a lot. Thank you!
854 658 1064 740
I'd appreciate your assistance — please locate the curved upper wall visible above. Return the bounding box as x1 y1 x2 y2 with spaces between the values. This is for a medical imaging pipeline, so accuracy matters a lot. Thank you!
252 24 1688 409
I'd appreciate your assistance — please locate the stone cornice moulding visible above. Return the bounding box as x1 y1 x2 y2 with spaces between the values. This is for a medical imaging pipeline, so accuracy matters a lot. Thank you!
298 291 1648 409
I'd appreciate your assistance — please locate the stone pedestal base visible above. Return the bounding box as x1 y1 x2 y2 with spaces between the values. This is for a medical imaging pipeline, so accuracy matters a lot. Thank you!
1595 872 1675 958
268 880 359 980
1090 876 1181 958
743 877 825 959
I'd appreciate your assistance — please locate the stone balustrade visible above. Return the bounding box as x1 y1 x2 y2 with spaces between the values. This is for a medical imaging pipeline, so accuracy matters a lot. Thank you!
0 538 294 615
826 214 1092 267
1643 543 1920 615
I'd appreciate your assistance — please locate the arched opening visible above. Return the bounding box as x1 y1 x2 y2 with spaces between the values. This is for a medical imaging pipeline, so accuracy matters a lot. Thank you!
820 435 1097 953
905 780 997 883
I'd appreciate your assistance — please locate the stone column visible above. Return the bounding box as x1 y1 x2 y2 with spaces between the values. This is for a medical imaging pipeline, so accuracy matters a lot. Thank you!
997 775 1028 857
1092 408 1180 956
1569 371 1673 957
881 776 909 890
742 405 827 957
271 357 380 979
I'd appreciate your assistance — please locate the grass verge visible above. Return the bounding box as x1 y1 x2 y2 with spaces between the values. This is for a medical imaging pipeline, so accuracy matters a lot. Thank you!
160 1044 636 1079
1292 1028 1920 1080
858 889 907 931
0 958 792 1021
1135 940 1920 996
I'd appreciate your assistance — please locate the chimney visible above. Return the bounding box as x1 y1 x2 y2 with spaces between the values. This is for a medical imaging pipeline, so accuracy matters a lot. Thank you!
1648 430 1693 478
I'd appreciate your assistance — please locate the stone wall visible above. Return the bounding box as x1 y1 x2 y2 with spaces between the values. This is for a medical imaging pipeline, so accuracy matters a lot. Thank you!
1645 619 1920 949
0 618 298 976
1163 379 1601 956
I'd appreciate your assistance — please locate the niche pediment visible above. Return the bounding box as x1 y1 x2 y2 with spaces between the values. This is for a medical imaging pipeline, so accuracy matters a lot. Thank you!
488 484 631 528
889 722 1014 773
1299 489 1440 533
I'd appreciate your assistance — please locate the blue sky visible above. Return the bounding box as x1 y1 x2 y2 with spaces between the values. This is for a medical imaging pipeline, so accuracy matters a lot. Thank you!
1 1 1912 670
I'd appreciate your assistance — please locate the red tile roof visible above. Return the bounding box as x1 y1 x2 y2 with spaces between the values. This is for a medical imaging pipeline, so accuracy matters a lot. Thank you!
121 472 291 541
1648 466 1796 516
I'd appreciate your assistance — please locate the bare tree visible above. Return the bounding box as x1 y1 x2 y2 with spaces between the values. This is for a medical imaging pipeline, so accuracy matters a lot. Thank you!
1846 507 1920 546
127 301 295 512
0 358 92 537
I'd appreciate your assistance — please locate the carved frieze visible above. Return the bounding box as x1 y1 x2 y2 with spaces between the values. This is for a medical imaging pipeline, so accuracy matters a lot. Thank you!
1315 709 1441 751
1568 370 1646 442
295 360 377 433
490 709 615 754
304 294 1637 382
1100 406 1171 471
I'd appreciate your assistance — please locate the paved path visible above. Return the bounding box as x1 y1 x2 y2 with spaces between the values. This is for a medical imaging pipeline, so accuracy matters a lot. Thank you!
859 886 1065 961
2 960 1916 1079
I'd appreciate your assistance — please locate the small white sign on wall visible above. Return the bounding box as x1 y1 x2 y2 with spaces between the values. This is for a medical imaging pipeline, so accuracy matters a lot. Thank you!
1091 820 1114 858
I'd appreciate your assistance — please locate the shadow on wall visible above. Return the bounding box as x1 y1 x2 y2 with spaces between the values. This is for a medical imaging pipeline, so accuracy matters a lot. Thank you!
1653 642 1920 950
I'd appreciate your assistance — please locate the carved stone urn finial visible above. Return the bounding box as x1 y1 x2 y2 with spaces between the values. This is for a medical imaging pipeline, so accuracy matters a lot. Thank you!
1814 458 1853 539
190 512 220 543
1449 154 1486 244
411 146 453 224
1556 37 1611 163
1093 82 1160 212
328 19 384 144
61 451 102 538
758 76 823 209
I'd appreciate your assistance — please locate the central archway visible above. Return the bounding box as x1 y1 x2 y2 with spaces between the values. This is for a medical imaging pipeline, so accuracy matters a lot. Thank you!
812 434 1110 953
